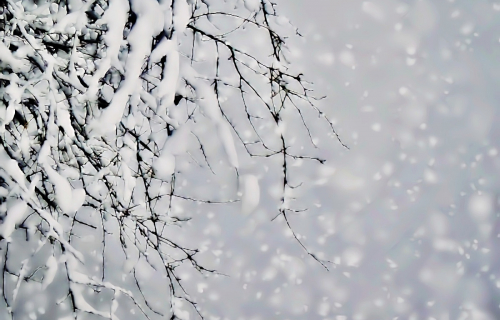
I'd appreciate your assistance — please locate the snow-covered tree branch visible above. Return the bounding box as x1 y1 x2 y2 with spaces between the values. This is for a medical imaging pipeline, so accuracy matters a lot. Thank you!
0 0 345 318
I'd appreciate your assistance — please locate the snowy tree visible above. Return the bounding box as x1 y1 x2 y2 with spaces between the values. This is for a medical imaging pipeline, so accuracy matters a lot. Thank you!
0 0 346 319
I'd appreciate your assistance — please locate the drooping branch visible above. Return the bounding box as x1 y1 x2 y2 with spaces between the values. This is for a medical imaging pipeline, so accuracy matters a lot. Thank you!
0 0 346 318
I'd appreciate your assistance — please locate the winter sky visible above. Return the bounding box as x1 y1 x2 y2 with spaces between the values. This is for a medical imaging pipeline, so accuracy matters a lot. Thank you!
176 1 500 319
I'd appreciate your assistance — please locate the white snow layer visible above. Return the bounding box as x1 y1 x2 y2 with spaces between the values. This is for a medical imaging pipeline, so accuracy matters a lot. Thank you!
0 146 27 189
154 152 176 180
244 0 261 12
44 164 85 214
152 124 192 179
88 0 164 135
173 0 190 34
86 0 129 98
218 121 239 168
0 199 28 239
0 74 23 132
154 37 180 118
240 174 260 215
0 42 30 73
50 1 91 34
42 255 59 290
121 163 136 204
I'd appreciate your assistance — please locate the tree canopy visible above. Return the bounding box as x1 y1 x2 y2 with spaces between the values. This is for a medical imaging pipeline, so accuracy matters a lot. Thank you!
0 0 345 319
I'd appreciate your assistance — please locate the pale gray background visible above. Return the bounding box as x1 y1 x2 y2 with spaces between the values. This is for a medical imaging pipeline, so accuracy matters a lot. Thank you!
174 1 500 319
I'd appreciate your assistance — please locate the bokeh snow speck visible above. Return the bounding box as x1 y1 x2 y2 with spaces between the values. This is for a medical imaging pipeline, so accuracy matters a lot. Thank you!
178 0 500 319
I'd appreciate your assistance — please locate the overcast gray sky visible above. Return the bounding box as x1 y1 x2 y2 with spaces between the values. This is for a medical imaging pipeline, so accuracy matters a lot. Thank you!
180 1 500 319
